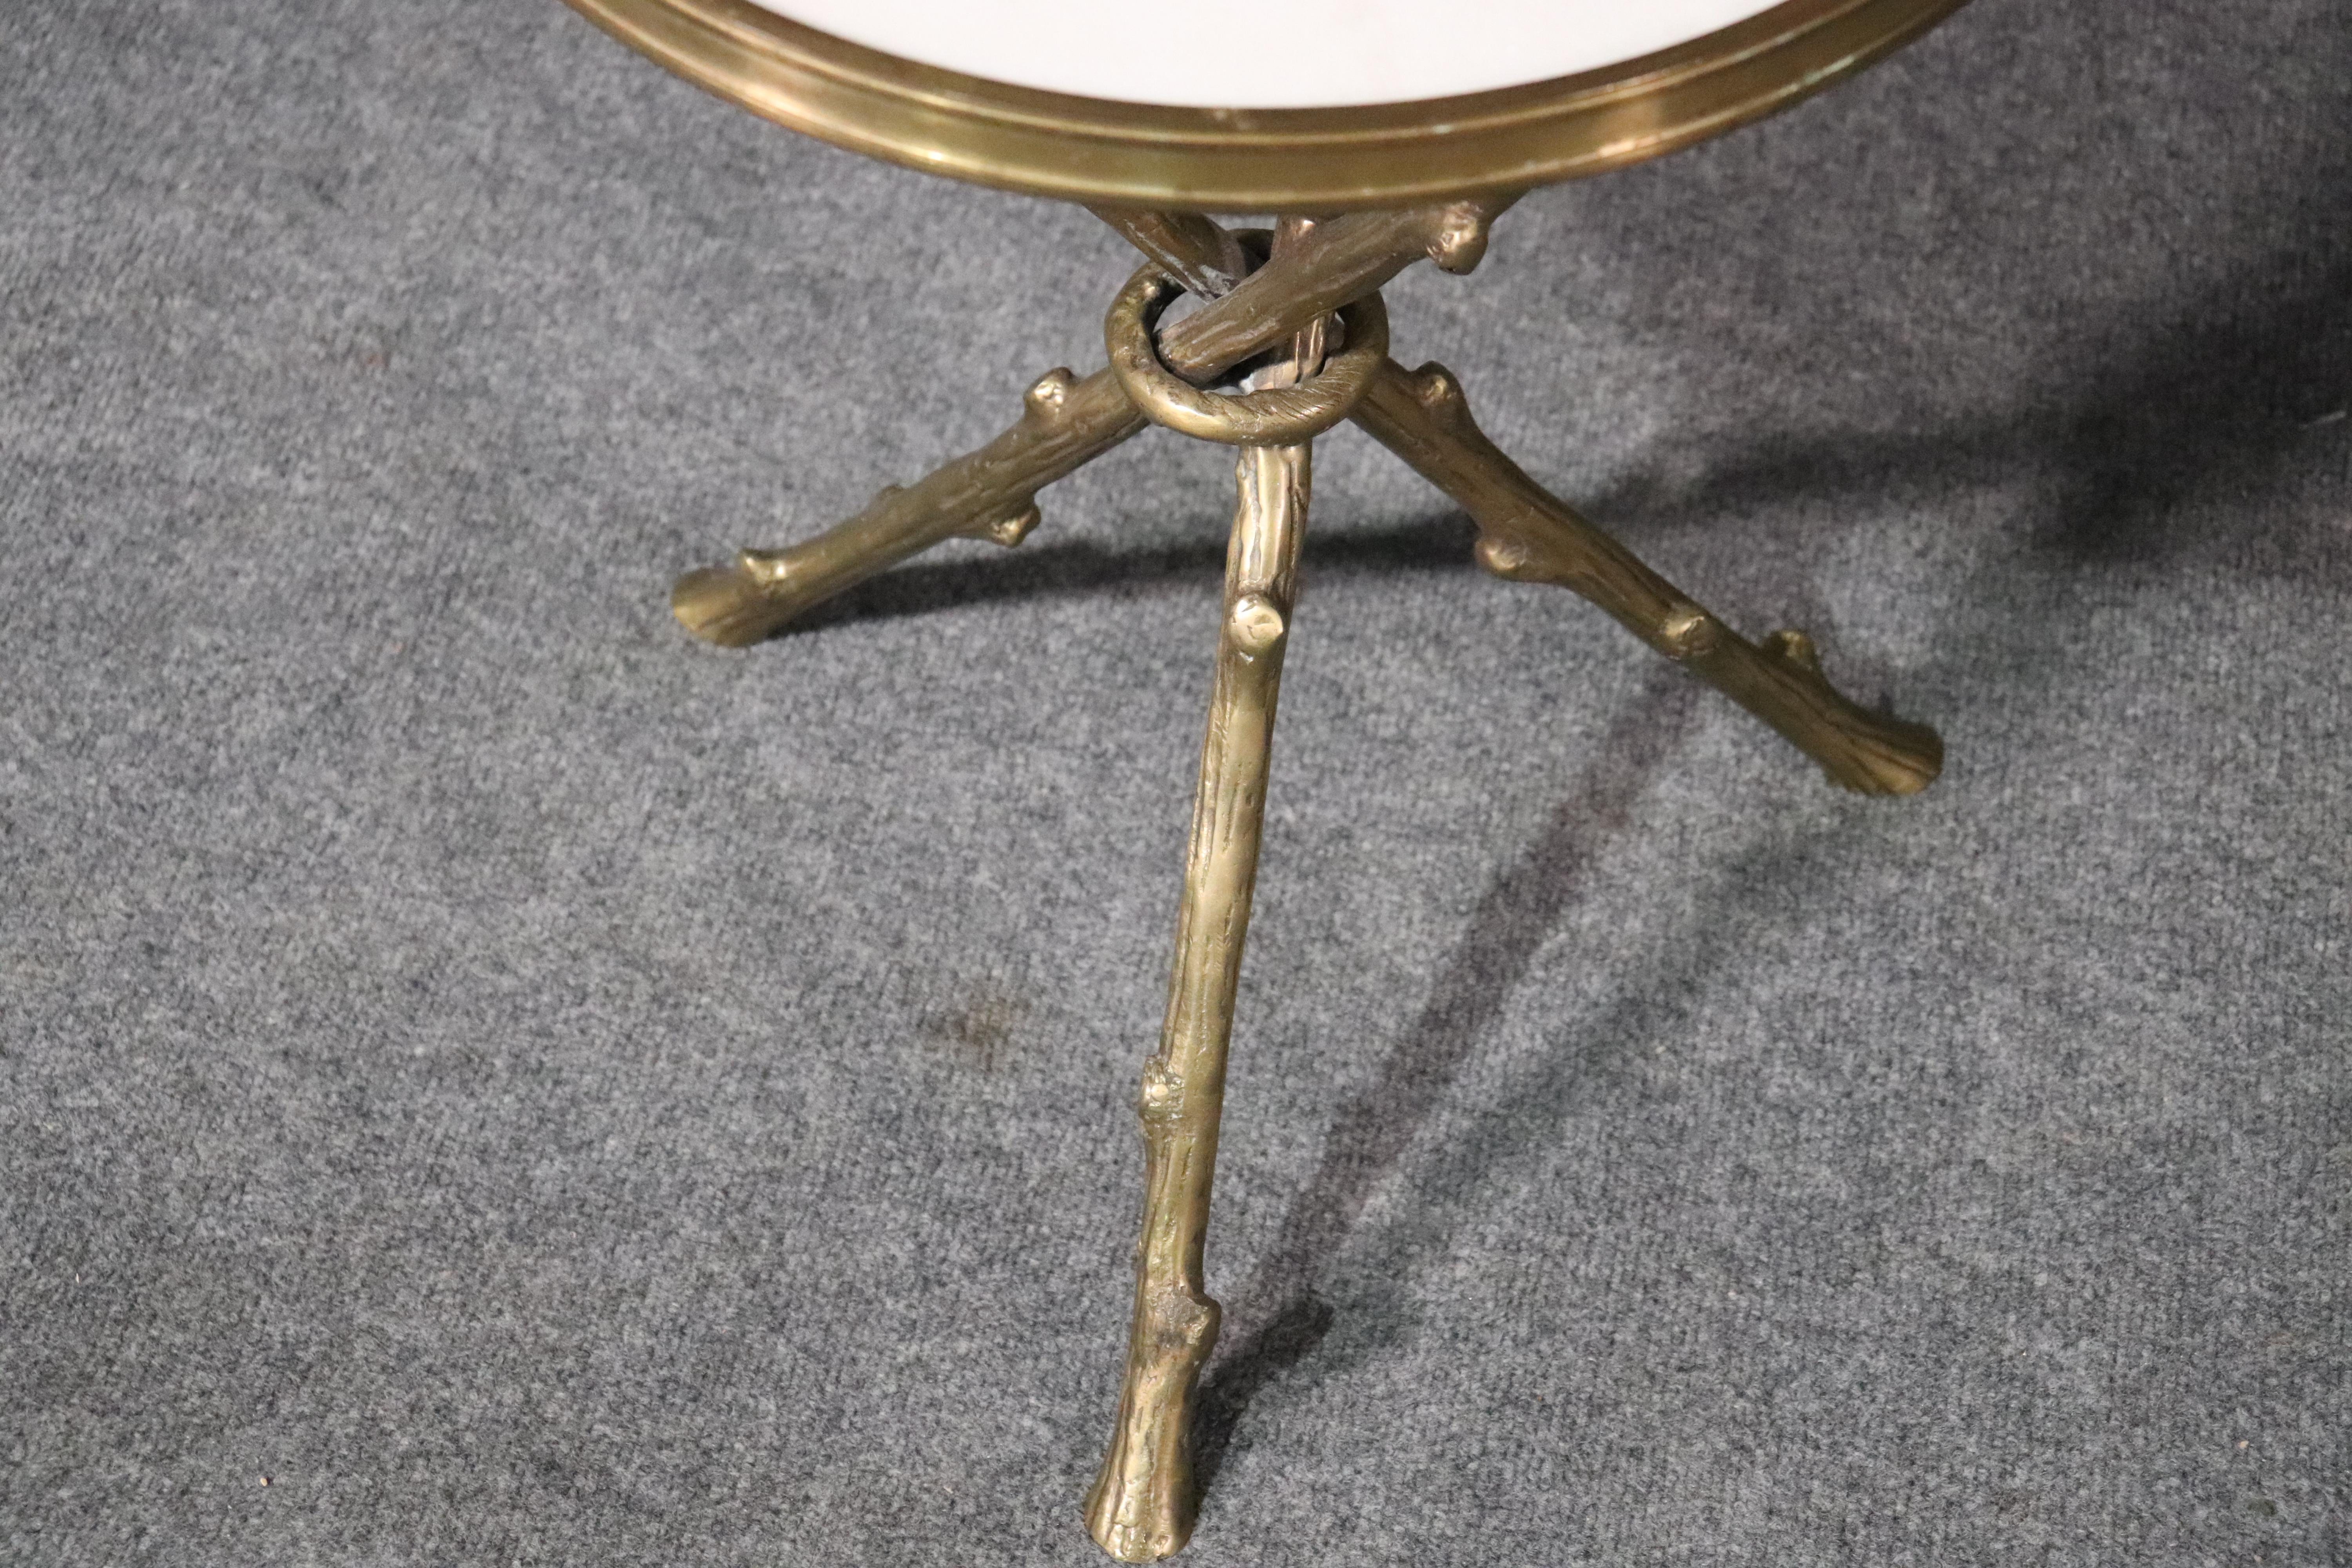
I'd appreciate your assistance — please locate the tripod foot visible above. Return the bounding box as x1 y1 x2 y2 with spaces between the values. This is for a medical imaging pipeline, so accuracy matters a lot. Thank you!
669 485 1042 646
1367 361 1943 796
666 372 1086 647
1738 626 1942 796
670 556 783 648
1475 520 1942 796
1084 1276 1220 1562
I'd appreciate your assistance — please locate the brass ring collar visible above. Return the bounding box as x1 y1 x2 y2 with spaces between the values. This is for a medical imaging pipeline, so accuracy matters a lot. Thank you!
1105 265 1389 447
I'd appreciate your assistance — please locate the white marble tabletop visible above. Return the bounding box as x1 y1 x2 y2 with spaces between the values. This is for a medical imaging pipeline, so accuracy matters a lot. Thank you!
752 0 1789 108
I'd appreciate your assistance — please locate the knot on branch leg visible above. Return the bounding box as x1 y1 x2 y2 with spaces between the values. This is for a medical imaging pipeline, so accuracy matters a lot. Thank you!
1138 1059 1185 1125
735 547 792 588
1659 603 1724 660
1752 629 1945 797
1024 367 1078 424
1474 532 1537 580
1762 628 1823 674
962 496 1041 547
1227 593 1286 657
671 558 790 647
1142 1284 1222 1363
1426 202 1497 274
1407 361 1470 426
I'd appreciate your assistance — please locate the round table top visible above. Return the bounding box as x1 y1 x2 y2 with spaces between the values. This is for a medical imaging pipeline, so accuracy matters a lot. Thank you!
564 0 1967 209
753 1 1792 111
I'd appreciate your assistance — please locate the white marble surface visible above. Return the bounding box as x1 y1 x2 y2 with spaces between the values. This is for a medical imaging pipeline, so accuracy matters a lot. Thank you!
753 0 1789 108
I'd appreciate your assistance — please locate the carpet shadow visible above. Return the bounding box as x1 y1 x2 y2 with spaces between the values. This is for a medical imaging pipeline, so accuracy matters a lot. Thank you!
1576 248 2352 596
1189 666 1702 1502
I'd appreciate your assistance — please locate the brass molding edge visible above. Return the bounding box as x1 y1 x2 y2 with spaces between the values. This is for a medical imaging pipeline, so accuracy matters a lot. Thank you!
557 0 1971 210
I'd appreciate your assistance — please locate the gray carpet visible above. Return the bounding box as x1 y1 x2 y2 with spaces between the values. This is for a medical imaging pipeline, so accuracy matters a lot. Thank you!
4 1 2347 1563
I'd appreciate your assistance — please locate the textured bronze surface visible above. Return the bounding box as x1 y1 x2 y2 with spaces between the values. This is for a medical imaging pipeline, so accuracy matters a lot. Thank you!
1354 362 1944 794
1085 219 1328 1564
558 0 1970 209
668 364 1104 647
1083 208 1251 297
1117 211 1942 795
1084 207 1938 1556
670 201 1506 646
1106 263 1387 447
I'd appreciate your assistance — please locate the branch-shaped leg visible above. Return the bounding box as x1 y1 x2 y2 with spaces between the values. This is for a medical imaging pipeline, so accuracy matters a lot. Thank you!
671 366 1131 645
1085 435 1308 1563
673 200 1513 646
1354 361 1943 796
1085 222 1344 1559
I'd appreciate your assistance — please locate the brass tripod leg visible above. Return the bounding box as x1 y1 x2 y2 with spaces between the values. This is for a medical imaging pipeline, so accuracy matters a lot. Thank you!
669 365 1117 646
1085 436 1308 1564
1353 361 1943 795
1085 231 1334 1558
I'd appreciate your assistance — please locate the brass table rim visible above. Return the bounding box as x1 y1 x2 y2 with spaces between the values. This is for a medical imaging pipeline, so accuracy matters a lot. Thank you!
559 0 1971 209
